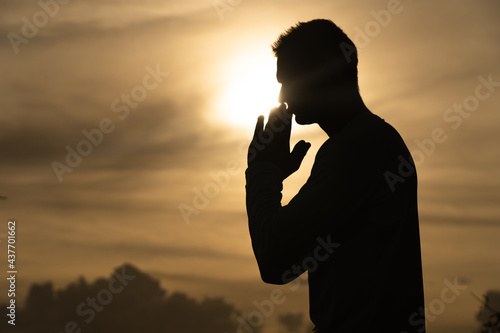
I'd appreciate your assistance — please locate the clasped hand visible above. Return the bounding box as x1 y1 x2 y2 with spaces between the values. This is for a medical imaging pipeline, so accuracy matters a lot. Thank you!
248 104 311 180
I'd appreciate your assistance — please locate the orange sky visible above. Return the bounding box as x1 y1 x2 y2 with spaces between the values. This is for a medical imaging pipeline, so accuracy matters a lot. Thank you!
1 0 500 332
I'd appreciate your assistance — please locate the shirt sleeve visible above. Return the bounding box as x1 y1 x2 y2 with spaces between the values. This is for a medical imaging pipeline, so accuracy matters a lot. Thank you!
245 136 387 284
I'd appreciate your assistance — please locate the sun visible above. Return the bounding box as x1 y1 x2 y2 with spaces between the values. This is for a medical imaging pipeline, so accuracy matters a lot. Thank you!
216 49 282 127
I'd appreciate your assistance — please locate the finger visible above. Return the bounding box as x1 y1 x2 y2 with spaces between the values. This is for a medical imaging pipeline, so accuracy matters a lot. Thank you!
279 105 293 142
267 104 292 138
289 140 311 168
270 103 290 123
265 106 282 131
279 103 292 130
253 115 265 139
282 102 293 119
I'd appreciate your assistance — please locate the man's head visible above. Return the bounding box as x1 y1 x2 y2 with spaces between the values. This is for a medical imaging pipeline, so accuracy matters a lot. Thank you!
272 19 359 124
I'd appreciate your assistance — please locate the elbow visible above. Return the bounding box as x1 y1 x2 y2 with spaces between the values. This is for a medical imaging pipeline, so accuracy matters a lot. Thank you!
260 270 287 285
257 260 298 285
254 251 286 284
260 270 288 285
251 239 302 285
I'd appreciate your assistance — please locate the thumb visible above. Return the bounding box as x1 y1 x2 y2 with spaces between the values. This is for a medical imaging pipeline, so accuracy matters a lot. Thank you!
290 140 311 168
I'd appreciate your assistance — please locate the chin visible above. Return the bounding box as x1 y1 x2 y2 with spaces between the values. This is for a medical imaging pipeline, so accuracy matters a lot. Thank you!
294 115 313 125
291 107 318 125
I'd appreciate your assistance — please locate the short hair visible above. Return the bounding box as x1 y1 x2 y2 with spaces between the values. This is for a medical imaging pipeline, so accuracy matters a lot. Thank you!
272 19 358 86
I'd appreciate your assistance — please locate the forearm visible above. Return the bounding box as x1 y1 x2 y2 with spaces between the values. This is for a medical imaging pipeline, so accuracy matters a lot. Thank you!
245 161 282 259
247 161 302 283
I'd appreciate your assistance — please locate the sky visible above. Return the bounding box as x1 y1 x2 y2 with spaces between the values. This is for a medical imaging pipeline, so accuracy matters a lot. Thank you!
1 0 500 332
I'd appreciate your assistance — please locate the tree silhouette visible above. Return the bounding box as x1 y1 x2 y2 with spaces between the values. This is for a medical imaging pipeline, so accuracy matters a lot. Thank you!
1 263 260 333
474 290 500 333
278 311 304 333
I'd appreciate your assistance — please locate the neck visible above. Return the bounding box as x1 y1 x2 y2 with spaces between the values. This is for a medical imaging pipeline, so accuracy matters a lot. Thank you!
318 94 370 137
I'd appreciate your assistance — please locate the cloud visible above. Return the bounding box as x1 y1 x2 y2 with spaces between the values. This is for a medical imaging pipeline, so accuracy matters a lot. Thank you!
62 239 252 261
0 3 244 181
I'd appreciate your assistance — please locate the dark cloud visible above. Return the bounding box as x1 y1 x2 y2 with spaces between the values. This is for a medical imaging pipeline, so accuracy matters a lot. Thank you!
60 239 252 261
0 3 239 179
0 1 215 48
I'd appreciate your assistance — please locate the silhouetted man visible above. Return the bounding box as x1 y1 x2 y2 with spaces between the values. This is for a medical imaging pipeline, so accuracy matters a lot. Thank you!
246 19 425 332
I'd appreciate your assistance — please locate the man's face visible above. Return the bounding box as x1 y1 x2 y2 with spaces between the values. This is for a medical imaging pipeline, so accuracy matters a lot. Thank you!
276 55 330 125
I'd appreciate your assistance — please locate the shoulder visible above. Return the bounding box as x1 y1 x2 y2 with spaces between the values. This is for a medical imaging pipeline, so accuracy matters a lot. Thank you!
318 112 409 161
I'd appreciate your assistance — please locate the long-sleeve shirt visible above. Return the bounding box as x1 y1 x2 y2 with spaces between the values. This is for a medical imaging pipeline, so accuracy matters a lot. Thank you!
245 111 425 332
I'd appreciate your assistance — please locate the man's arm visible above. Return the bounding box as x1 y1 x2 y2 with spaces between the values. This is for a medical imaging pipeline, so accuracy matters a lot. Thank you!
246 107 384 284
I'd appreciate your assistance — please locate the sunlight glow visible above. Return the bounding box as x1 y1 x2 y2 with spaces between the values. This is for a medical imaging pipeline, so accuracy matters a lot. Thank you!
216 49 282 127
